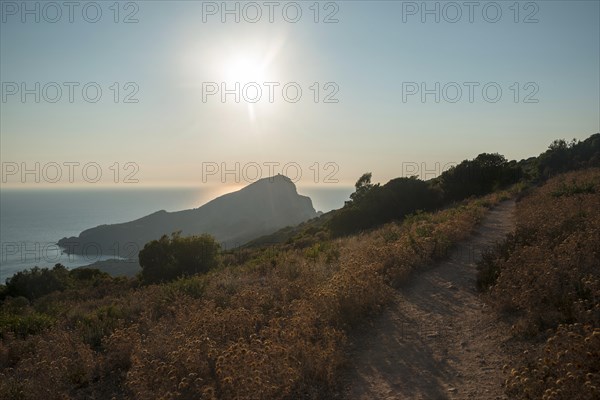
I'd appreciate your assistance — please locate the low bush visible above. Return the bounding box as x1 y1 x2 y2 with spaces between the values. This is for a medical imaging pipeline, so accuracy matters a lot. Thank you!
478 168 600 399
0 192 504 399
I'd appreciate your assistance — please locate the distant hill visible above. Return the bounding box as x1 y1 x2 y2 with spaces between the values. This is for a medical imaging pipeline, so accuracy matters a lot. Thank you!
58 175 317 257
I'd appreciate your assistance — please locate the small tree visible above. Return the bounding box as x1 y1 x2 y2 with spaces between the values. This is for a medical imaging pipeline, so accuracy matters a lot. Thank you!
330 174 439 236
139 232 220 284
3 264 71 300
348 172 377 205
440 153 518 201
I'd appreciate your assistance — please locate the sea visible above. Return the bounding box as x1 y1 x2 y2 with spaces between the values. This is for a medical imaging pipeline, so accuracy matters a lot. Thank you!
0 186 353 282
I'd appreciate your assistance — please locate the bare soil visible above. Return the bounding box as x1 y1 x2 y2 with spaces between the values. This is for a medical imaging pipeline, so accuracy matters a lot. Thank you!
343 201 520 400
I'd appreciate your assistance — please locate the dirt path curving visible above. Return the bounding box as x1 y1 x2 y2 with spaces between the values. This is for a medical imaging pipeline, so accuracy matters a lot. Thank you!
343 200 519 400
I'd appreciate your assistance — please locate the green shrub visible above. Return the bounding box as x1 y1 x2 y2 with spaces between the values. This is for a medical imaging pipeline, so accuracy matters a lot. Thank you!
3 264 71 301
330 175 440 236
0 312 55 338
440 153 522 201
139 232 221 284
551 180 595 197
165 275 208 299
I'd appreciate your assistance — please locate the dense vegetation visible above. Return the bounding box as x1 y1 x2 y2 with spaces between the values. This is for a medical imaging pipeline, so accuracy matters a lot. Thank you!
535 135 600 179
328 134 599 236
0 190 509 399
1 265 113 301
329 175 441 236
477 169 600 400
0 133 598 399
329 154 517 236
241 134 599 248
438 153 522 201
138 233 221 284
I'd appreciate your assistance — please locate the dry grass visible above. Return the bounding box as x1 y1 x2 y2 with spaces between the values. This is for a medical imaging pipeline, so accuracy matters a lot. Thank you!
479 169 600 400
0 192 508 399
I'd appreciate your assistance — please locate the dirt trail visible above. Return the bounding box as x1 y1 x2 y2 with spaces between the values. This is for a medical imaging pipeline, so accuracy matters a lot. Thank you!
343 200 518 400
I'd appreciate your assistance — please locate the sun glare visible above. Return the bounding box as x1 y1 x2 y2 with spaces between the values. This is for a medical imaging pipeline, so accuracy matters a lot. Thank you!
224 55 267 84
184 36 287 123
219 50 278 122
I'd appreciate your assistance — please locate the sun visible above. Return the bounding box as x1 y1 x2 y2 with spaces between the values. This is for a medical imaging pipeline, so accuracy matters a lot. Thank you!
224 54 267 84
184 36 287 122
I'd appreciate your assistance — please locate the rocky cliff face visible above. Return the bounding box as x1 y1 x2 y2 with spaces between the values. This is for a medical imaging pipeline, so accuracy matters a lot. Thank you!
58 175 317 257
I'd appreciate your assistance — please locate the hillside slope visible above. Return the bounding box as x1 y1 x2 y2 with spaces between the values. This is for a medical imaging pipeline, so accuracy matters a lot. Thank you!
58 175 317 257
344 200 518 399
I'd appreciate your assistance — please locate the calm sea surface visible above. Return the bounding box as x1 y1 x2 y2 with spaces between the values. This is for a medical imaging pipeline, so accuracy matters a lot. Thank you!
0 186 352 282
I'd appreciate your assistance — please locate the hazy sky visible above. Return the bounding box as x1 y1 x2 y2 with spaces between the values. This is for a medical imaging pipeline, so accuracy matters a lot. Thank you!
1 0 599 189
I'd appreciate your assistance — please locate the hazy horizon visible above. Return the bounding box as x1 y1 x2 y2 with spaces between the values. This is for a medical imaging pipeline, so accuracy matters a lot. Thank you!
0 183 355 212
2 1 599 189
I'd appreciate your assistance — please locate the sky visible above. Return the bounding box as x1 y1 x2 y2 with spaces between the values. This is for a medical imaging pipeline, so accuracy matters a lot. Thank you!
1 0 599 190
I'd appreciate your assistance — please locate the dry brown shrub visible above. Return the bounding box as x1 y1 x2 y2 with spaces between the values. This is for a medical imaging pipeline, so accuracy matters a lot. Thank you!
1 190 504 399
0 329 95 399
506 324 600 400
481 169 600 399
